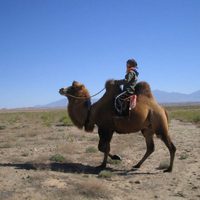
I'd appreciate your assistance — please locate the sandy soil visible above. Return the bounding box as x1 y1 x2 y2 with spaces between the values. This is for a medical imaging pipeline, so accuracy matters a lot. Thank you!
0 115 200 200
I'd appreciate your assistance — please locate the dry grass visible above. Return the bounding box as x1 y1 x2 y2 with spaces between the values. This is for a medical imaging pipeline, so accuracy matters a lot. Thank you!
76 179 111 199
166 105 200 124
0 109 73 127
85 146 98 153
56 142 79 155
98 170 113 179
0 107 199 200
179 152 189 160
50 154 65 163
0 142 13 149
0 125 6 130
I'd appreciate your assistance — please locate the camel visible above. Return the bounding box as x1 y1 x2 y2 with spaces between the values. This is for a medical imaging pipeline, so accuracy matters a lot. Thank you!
59 80 176 172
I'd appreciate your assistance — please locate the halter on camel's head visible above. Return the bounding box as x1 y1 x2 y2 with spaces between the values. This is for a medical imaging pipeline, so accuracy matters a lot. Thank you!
59 81 106 102
59 80 122 103
59 81 90 99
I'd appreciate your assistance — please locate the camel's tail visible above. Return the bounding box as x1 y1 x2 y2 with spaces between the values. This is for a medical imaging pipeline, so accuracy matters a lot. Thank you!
164 108 169 124
154 107 169 139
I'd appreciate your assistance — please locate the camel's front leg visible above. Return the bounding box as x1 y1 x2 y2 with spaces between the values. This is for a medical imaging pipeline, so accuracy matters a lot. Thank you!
98 141 110 168
97 128 113 168
101 152 108 168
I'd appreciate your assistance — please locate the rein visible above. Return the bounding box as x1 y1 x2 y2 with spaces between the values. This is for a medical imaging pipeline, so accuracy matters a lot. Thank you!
65 87 105 100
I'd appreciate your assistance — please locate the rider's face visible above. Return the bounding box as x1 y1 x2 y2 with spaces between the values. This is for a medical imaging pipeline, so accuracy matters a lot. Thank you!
126 64 135 71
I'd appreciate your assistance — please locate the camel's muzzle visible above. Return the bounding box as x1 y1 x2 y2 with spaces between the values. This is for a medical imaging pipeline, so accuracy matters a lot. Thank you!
59 88 67 95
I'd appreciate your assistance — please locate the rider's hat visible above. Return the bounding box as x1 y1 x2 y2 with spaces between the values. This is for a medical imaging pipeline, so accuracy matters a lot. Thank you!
126 59 138 68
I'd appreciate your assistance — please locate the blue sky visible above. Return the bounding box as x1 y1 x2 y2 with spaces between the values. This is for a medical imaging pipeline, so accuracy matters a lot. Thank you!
0 0 200 108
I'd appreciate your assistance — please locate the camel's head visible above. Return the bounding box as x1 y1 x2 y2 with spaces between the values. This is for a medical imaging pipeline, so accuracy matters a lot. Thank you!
59 81 90 99
59 81 91 130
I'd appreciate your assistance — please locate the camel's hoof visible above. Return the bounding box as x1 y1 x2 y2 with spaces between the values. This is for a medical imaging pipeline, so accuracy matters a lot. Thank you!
130 168 138 172
131 165 140 171
163 168 172 173
132 164 140 169
110 155 122 161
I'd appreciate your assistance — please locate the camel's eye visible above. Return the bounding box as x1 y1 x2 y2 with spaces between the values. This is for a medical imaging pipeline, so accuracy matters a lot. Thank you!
73 85 83 91
67 86 74 94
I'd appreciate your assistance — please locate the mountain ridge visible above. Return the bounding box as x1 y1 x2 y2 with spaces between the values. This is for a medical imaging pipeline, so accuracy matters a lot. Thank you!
36 89 200 108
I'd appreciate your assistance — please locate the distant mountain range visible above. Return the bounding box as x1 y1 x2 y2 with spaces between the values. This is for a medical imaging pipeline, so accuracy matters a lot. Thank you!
35 98 98 108
153 90 200 103
36 90 200 108
35 99 67 108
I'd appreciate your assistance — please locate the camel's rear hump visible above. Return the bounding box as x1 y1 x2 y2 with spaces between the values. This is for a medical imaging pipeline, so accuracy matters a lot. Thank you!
135 82 154 99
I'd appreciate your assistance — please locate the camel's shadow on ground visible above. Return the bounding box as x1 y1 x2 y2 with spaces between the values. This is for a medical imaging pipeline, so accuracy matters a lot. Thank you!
0 162 160 176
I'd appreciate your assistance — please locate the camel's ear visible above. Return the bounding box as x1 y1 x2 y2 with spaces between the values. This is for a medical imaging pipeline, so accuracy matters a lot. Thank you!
72 81 84 89
72 81 78 87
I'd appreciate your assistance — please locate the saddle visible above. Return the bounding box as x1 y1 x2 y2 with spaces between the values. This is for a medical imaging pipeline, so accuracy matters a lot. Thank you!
128 95 137 111
115 94 137 116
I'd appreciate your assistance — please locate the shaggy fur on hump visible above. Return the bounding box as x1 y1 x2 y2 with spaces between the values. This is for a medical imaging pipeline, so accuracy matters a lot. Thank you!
77 86 90 98
105 80 153 99
134 81 154 99
72 81 90 98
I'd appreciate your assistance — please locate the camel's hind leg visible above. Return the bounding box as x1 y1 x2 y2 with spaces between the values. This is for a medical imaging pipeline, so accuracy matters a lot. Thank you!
133 129 155 169
159 131 176 172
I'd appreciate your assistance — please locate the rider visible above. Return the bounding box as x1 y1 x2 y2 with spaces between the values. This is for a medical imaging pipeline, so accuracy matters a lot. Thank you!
115 58 139 115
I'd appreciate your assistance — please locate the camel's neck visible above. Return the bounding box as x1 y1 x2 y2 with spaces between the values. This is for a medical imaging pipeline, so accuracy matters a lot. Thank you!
68 100 91 129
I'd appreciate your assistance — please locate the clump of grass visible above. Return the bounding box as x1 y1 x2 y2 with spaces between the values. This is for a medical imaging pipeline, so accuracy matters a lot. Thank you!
77 180 110 199
8 114 20 124
89 136 99 142
158 160 169 170
98 170 113 179
179 152 188 160
21 152 29 157
0 142 12 149
0 125 6 130
193 115 200 123
50 154 65 163
41 112 54 127
85 146 98 153
108 158 121 165
65 134 75 142
59 116 72 126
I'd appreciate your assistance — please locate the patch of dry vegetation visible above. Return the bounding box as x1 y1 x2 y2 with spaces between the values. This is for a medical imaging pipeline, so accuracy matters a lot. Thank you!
85 146 98 153
0 108 199 200
50 154 65 163
75 179 111 199
98 170 113 179
0 109 73 128
166 105 200 124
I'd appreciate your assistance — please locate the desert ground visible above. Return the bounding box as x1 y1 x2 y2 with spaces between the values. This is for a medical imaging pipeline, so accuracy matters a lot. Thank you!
0 108 199 200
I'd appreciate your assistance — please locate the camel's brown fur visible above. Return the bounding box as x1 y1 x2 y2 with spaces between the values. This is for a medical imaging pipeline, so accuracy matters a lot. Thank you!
60 81 91 129
59 80 176 172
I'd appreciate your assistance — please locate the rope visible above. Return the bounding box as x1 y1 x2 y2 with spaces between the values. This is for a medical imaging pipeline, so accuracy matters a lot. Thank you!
65 87 105 100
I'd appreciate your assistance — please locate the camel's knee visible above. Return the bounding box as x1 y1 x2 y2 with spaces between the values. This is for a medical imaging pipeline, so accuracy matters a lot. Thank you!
160 133 176 153
98 141 110 153
148 142 155 153
170 142 176 154
85 122 95 132
142 130 155 153
98 143 106 153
